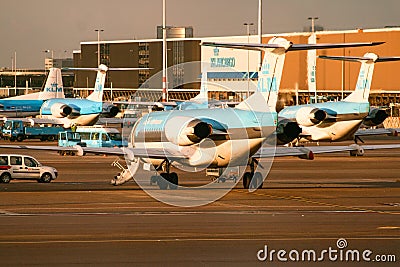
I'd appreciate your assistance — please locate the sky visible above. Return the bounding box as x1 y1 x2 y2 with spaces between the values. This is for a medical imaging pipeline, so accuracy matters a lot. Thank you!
1 0 400 69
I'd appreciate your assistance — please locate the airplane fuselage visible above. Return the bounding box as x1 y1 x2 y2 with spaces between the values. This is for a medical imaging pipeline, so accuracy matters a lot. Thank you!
279 101 370 141
131 108 277 168
0 99 44 117
40 98 103 127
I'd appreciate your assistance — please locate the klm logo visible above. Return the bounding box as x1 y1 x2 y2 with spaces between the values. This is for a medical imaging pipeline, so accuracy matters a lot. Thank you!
45 82 63 92
95 78 103 92
258 77 277 92
261 63 270 75
310 66 316 83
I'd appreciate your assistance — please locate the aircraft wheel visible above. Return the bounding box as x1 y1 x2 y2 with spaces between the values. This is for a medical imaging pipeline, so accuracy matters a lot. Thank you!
158 173 169 190
169 172 178 190
242 172 252 189
150 175 159 185
250 172 263 189
1 173 11 183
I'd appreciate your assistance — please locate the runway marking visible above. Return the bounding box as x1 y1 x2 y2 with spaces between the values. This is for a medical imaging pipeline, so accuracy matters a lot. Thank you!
234 190 400 215
0 209 19 216
377 226 400 230
1 237 400 245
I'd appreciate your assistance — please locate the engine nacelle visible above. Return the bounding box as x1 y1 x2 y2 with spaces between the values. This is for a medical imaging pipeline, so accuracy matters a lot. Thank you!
276 119 302 144
102 104 120 118
165 116 212 146
363 108 388 127
295 107 327 127
50 102 73 118
297 148 314 160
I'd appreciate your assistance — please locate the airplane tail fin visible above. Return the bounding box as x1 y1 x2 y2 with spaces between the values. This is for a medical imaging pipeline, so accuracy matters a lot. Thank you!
202 40 383 112
38 68 64 99
319 53 400 102
236 37 291 112
190 69 209 104
86 65 108 102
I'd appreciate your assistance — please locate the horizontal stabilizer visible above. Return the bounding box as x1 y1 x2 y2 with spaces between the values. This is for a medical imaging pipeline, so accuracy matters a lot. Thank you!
201 41 384 52
64 67 151 71
319 54 400 63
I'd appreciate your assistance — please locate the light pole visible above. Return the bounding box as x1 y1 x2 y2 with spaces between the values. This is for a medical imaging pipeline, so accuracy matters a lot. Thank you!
308 17 318 103
95 29 104 66
244 22 254 99
162 0 168 102
308 17 318 33
13 51 17 96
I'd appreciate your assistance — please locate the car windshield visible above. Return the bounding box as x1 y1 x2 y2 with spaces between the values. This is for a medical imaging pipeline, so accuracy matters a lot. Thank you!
4 121 12 130
108 133 122 141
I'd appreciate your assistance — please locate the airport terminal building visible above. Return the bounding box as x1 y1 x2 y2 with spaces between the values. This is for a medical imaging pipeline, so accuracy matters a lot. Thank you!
2 27 400 111
72 27 400 110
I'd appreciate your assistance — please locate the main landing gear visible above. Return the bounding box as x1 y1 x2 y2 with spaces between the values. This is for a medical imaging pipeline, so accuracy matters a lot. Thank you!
242 159 263 190
150 160 179 190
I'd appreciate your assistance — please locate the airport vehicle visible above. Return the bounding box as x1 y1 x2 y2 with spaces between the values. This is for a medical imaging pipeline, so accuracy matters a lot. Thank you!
0 68 64 117
0 154 58 183
58 126 125 149
1 38 391 191
2 119 64 141
279 53 400 144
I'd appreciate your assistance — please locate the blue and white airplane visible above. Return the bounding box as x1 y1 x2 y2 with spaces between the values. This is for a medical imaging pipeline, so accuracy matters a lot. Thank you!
0 68 64 117
279 53 400 144
38 64 145 128
4 38 399 191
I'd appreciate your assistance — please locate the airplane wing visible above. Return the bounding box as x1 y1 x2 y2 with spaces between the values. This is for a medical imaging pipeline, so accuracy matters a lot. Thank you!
1 142 400 162
253 143 400 159
1 117 64 125
96 117 125 125
355 128 398 137
0 145 187 161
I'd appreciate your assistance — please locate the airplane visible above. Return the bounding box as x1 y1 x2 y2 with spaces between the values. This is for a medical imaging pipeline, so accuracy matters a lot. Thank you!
278 53 400 144
37 64 147 128
0 68 64 117
3 38 398 195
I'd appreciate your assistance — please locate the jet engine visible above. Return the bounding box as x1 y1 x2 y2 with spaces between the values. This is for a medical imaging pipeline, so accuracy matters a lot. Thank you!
276 119 302 144
165 116 213 146
50 103 73 118
295 107 327 127
362 108 388 127
102 104 120 118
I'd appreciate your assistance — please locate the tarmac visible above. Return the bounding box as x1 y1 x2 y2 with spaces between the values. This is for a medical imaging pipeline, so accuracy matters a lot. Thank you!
0 139 399 266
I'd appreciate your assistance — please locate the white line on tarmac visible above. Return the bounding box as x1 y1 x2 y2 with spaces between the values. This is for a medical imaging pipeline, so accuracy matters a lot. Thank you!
0 237 399 245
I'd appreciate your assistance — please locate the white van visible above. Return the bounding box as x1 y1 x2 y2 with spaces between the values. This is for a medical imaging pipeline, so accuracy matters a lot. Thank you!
0 154 58 183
